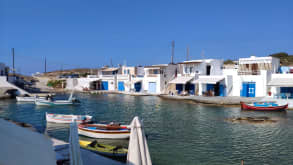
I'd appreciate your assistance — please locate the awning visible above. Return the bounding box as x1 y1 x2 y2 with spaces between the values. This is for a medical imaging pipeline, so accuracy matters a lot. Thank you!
168 76 193 84
192 76 225 84
133 79 142 83
268 78 293 87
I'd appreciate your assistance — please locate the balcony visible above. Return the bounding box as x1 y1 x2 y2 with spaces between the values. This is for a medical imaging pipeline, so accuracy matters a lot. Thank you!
238 70 260 75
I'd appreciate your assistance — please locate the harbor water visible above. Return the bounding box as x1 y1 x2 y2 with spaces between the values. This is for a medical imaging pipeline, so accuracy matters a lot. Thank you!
0 93 293 165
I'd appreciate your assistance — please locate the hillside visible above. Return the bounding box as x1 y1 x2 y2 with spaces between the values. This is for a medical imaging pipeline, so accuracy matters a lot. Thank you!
269 52 293 66
40 68 100 78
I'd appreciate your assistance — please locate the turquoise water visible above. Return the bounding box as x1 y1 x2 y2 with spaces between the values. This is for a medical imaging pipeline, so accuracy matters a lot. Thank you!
0 93 293 165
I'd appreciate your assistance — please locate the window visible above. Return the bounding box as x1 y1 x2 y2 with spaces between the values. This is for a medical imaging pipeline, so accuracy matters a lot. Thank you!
185 67 188 73
127 69 130 74
190 67 193 73
124 70 127 74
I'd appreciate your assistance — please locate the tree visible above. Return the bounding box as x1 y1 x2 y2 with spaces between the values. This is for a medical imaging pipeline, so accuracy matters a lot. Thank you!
224 59 235 64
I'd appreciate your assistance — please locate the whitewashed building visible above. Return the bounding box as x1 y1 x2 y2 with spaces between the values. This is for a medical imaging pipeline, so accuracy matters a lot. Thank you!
143 64 177 94
168 59 225 96
223 56 280 97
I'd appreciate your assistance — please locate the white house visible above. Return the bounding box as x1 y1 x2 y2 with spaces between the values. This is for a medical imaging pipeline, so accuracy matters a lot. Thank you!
223 56 280 97
143 64 177 94
168 59 225 96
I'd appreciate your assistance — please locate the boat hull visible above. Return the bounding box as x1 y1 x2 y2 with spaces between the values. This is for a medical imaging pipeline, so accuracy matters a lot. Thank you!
79 140 127 157
35 100 74 106
78 123 130 139
240 102 288 111
78 129 130 139
46 113 92 124
16 97 45 102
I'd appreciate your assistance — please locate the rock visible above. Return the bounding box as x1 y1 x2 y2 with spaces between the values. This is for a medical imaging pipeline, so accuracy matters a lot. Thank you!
226 116 277 124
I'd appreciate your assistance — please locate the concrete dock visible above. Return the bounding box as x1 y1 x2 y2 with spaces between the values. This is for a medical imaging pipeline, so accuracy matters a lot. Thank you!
159 95 263 105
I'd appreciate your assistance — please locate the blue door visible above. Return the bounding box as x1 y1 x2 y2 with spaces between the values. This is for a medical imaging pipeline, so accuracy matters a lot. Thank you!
148 82 156 93
101 81 108 90
189 84 195 95
241 82 255 97
207 84 214 92
241 83 248 97
219 85 225 96
248 83 256 97
118 81 125 91
134 82 142 92
176 84 183 94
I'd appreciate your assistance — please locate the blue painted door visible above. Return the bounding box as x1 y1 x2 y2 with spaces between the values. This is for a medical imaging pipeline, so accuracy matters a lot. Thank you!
219 85 225 96
207 84 214 92
134 82 142 92
189 84 195 95
118 81 125 91
148 82 156 93
241 82 255 97
176 84 183 94
101 81 108 90
241 83 248 97
248 83 256 97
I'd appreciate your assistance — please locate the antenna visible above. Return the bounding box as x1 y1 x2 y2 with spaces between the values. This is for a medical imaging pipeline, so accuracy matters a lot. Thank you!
45 57 47 73
201 50 205 59
110 58 113 67
171 40 175 64
11 48 15 77
186 46 190 61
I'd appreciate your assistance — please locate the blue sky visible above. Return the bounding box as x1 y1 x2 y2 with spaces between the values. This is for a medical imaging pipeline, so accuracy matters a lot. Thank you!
1 0 292 75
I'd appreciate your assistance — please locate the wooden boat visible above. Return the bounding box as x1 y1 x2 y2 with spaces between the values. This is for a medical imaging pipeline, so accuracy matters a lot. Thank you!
78 123 130 139
240 101 288 111
45 112 92 124
79 140 128 157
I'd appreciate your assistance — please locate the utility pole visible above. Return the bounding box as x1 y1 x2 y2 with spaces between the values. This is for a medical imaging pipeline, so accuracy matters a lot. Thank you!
110 58 113 67
11 48 15 77
171 40 175 64
45 57 47 73
186 46 190 61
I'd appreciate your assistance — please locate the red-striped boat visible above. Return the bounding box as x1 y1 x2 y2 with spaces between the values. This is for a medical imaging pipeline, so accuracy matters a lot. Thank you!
78 123 130 139
240 102 288 111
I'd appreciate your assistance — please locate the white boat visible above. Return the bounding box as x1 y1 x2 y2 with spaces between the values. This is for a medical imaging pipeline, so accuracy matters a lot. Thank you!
78 123 130 139
46 112 92 124
16 96 45 102
35 91 80 106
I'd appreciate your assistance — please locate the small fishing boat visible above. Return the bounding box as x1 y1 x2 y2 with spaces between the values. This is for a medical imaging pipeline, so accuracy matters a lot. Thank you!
46 112 92 124
16 96 45 102
240 101 288 111
35 91 80 106
79 140 128 157
78 123 130 139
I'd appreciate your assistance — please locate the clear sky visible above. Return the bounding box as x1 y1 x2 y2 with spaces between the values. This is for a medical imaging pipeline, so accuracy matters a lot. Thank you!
1 0 292 75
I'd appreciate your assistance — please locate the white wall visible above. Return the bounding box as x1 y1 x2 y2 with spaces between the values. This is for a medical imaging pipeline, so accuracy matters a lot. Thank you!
100 75 116 91
143 76 161 94
66 77 100 91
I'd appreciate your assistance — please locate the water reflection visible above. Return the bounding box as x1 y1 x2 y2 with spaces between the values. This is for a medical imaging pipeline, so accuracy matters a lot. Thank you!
1 94 293 165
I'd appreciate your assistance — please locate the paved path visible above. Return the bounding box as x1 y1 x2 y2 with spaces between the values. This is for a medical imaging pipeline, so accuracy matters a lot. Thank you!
159 95 263 105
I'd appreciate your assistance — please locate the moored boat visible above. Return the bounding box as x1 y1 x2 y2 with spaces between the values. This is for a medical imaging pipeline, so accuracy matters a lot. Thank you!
16 96 45 102
79 140 128 157
78 123 130 139
35 91 80 106
46 112 92 124
240 101 288 111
